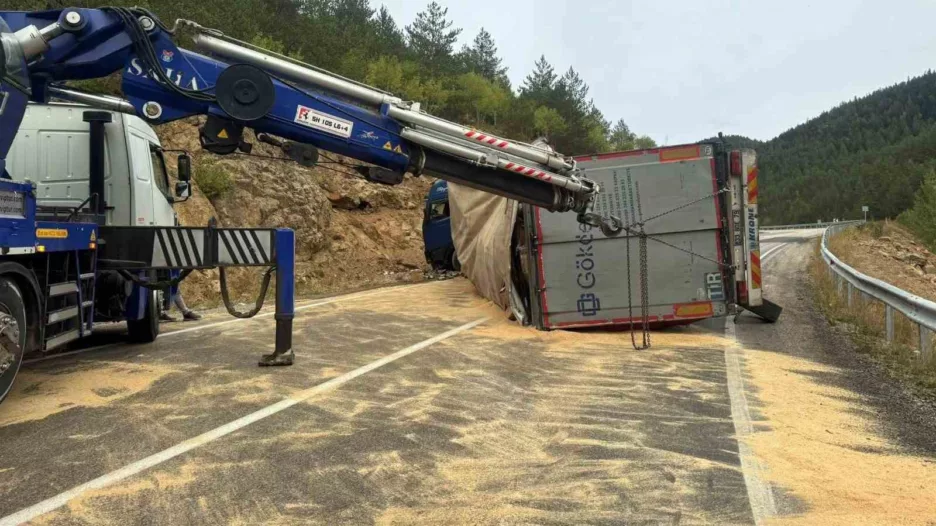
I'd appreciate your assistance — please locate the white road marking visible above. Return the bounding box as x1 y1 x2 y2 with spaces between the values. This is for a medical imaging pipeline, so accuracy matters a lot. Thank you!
724 319 778 525
0 317 488 526
22 343 117 365
721 237 791 522
724 233 804 521
159 285 401 338
22 283 423 365
760 243 787 261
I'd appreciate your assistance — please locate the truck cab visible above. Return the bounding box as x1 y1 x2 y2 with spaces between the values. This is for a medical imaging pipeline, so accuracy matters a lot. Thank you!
5 103 177 227
423 179 459 270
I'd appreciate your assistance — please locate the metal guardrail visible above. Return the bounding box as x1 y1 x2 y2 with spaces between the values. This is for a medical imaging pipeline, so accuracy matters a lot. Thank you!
821 222 934 359
762 220 862 231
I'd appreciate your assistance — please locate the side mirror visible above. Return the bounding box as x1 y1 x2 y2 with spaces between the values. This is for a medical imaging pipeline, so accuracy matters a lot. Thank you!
175 181 191 199
177 153 192 182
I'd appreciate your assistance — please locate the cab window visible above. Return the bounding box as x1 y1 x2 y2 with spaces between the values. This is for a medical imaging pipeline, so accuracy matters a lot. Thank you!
150 145 171 199
429 201 449 220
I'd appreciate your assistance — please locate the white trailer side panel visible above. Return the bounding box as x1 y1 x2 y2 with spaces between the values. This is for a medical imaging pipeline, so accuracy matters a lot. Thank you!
531 144 730 329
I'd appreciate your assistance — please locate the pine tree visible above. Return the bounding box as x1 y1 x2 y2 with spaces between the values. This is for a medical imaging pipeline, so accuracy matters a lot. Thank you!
373 6 406 56
520 55 557 101
556 67 588 113
331 0 373 23
609 119 636 151
329 0 375 63
460 28 508 85
405 2 462 72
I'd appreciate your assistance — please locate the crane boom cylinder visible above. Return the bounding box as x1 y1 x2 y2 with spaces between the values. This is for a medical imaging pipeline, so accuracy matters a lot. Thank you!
47 86 136 115
192 33 401 108
400 128 589 194
385 105 574 172
421 149 560 210
191 28 576 174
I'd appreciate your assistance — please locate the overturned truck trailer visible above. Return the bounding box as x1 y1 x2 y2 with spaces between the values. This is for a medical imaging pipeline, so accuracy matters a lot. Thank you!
449 142 782 330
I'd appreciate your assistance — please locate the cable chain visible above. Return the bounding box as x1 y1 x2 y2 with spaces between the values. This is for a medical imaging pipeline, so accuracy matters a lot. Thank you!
635 181 650 350
614 176 732 349
641 187 730 224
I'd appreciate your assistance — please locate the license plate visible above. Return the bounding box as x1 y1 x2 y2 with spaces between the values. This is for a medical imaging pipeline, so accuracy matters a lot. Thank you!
0 190 26 218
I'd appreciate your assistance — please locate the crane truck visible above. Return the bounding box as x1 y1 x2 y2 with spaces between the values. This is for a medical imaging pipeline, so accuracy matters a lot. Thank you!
8 102 181 231
0 6 619 404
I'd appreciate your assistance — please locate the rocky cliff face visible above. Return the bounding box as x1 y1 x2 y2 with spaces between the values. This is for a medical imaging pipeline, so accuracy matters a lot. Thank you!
830 221 936 302
155 118 432 307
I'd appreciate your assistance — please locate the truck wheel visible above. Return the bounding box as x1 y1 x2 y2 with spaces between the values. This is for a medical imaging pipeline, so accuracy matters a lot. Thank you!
127 289 159 343
450 250 461 272
0 278 27 405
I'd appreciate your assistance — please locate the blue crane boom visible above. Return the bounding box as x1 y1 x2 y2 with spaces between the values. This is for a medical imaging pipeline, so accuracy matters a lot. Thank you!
0 6 622 230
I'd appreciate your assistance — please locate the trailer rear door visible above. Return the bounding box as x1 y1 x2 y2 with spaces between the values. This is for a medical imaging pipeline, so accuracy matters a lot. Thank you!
740 149 763 307
529 144 730 329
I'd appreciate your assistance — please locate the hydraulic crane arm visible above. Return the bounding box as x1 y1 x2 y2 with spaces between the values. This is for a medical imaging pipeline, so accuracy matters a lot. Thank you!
0 7 622 233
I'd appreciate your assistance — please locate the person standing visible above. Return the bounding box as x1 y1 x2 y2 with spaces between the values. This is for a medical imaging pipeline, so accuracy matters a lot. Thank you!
160 270 201 322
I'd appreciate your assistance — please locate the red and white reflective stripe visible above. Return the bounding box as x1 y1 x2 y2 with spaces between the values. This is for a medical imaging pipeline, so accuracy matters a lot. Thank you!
503 162 552 182
465 130 509 149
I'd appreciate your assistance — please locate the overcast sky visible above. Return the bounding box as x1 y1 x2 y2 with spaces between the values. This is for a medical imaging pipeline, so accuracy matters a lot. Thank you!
378 0 936 145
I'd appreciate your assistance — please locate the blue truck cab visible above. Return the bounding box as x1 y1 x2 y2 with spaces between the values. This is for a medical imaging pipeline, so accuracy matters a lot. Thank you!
423 180 458 271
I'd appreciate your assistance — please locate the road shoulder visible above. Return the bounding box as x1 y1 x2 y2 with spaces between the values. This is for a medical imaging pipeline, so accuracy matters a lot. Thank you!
734 237 936 525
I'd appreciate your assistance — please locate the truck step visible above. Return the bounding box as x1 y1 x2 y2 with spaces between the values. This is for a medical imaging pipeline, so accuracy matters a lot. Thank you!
47 306 78 325
45 329 81 350
79 273 95 280
48 282 77 297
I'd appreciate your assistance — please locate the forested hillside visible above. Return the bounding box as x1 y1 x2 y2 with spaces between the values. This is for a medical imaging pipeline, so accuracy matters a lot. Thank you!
12 0 655 154
722 71 936 226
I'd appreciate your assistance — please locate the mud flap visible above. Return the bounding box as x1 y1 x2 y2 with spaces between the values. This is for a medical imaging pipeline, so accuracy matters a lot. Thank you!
743 298 782 323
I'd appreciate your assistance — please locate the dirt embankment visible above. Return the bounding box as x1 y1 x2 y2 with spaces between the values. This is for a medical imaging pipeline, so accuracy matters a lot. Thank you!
828 221 936 302
155 118 433 307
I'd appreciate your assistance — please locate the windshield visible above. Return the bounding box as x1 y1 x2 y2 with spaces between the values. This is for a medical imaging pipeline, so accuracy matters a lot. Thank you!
0 18 30 94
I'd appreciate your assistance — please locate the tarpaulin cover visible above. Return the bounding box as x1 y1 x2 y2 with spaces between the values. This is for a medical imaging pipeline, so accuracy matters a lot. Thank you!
447 182 517 311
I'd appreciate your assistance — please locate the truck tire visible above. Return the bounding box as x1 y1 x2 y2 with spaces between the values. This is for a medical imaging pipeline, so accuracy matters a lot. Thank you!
127 288 159 343
0 278 28 405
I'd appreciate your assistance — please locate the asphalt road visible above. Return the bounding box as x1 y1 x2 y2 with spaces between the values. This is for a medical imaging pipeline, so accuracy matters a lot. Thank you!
0 228 925 525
